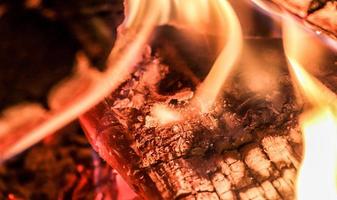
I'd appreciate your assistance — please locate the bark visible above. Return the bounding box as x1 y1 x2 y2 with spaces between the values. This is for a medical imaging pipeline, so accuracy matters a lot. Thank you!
0 0 335 198
266 0 337 39
79 39 319 199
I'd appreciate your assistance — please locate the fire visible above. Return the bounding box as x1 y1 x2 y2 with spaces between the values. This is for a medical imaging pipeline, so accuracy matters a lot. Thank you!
0 0 158 161
191 0 243 113
283 16 337 200
127 0 242 117
125 0 243 124
298 108 337 200
0 0 243 160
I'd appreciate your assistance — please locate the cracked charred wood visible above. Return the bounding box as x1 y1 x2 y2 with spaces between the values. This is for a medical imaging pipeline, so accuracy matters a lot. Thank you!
266 0 337 39
79 39 324 199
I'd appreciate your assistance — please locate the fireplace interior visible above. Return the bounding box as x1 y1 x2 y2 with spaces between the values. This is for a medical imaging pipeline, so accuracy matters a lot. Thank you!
0 0 336 200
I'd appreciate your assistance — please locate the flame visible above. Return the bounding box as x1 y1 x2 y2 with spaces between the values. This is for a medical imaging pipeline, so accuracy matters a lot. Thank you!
0 0 160 161
0 0 243 160
190 0 243 113
127 0 242 115
283 16 337 200
298 108 337 200
125 0 243 125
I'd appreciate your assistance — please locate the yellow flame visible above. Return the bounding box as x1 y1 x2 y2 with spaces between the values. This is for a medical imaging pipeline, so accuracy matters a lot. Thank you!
0 0 242 160
125 0 243 124
190 0 243 113
130 0 242 114
298 108 337 200
286 58 337 107
283 16 337 200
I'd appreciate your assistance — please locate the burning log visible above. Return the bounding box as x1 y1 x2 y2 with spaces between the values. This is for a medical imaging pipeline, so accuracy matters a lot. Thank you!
0 123 120 200
263 0 337 39
80 38 310 199
1 0 336 199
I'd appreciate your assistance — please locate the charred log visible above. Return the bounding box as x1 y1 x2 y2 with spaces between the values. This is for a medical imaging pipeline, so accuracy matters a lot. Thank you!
80 39 317 200
266 0 337 39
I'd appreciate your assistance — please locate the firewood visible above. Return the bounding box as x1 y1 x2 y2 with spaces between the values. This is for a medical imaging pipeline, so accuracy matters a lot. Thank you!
266 0 337 39
80 39 314 200
0 1 335 198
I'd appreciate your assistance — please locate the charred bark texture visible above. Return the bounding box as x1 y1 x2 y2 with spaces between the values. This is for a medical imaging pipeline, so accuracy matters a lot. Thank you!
267 0 337 39
81 39 313 199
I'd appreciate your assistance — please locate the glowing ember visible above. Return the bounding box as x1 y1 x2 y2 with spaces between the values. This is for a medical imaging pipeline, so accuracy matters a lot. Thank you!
283 16 337 200
0 0 243 160
150 104 182 125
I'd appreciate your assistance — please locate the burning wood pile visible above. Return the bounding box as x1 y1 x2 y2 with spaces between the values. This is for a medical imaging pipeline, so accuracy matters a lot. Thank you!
0 123 122 199
0 0 337 200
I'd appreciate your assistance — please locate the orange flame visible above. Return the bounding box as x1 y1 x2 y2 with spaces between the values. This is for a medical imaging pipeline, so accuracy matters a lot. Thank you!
125 0 243 124
0 0 243 159
283 16 337 200
0 0 159 161
188 0 243 113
